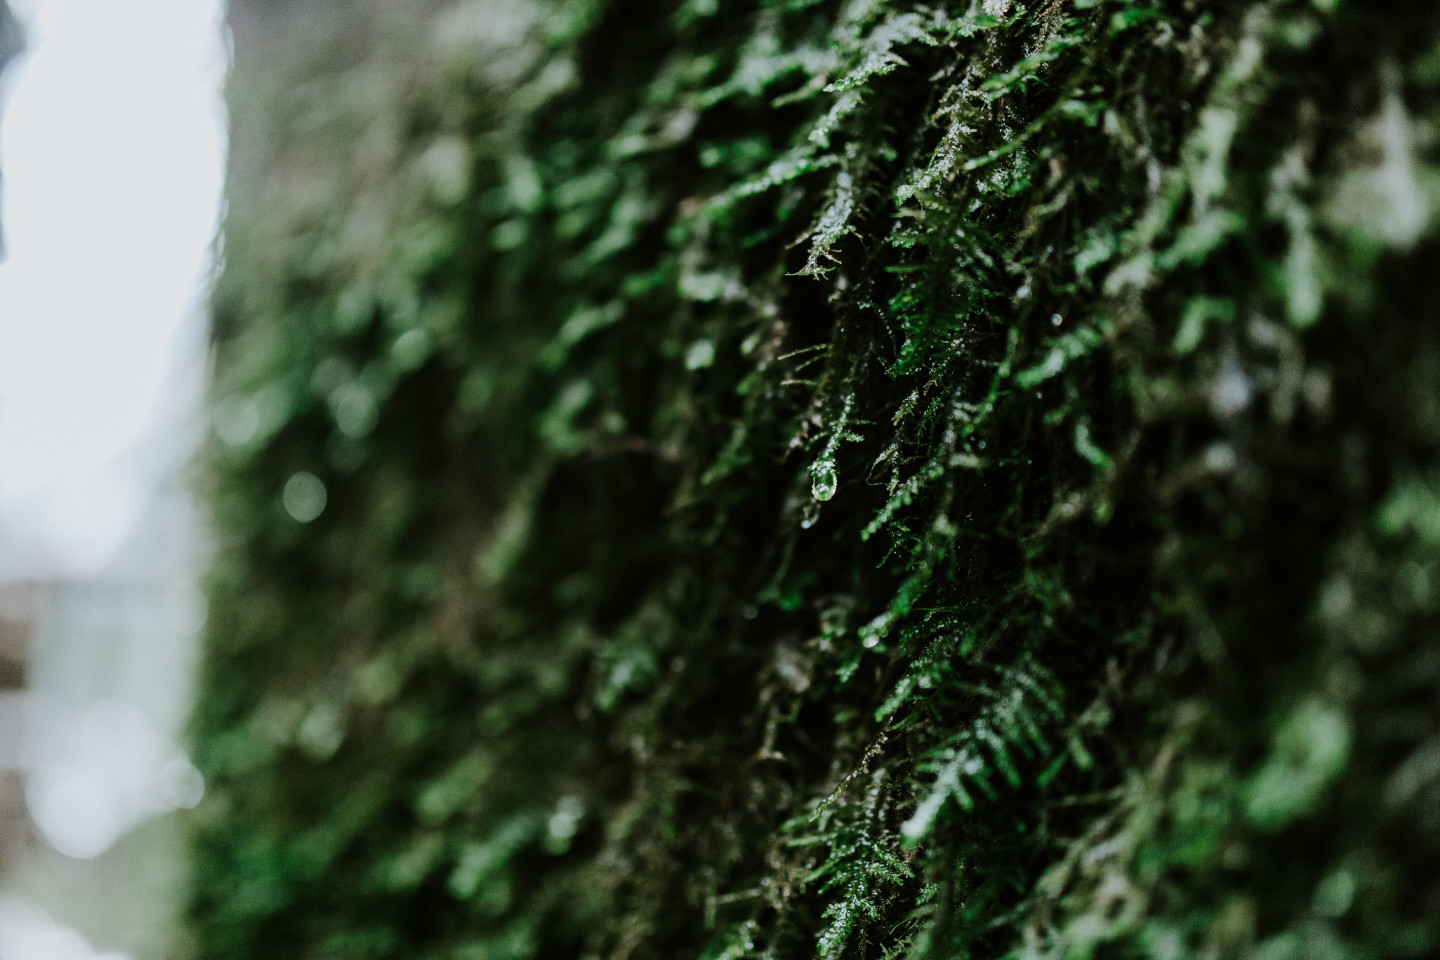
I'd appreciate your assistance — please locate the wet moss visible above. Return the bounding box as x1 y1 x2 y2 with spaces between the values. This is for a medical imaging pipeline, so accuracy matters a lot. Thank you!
191 1 1440 958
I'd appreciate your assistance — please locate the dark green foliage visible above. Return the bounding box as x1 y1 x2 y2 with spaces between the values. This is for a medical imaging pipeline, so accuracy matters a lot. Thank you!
190 1 1440 958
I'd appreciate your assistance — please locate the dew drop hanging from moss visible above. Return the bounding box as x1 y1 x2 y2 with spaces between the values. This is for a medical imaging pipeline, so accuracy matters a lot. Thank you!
811 460 838 501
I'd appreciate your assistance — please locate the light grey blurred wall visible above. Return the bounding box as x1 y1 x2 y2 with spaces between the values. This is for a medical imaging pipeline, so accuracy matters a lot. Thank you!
0 0 25 257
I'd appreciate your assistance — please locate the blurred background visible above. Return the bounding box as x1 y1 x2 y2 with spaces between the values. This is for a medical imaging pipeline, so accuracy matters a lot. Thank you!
0 0 225 957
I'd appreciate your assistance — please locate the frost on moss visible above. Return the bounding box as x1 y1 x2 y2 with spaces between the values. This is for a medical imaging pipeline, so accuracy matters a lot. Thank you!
192 1 1440 959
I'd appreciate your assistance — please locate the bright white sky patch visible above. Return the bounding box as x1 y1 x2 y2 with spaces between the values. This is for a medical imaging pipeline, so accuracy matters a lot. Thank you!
0 0 226 577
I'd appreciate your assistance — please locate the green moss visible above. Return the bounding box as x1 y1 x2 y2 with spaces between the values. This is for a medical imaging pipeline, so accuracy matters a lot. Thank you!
191 1 1440 958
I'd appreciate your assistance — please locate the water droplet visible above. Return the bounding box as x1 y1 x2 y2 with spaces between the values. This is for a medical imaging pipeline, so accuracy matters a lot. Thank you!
860 613 890 648
800 501 820 529
214 396 261 447
547 796 584 840
283 471 328 523
1211 362 1253 417
331 383 377 438
391 329 433 371
810 461 838 502
1203 442 1238 473
1313 868 1356 918
684 339 716 371
297 700 345 760
1051 313 1064 326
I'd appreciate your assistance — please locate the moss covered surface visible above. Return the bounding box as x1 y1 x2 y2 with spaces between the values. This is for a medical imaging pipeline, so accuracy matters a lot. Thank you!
191 1 1440 958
